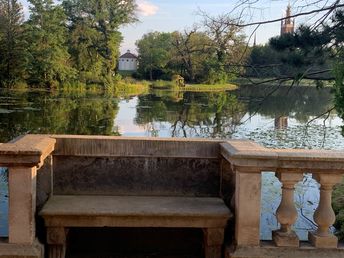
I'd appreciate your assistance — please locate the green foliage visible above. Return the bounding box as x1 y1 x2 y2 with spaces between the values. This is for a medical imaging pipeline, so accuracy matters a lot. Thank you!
25 0 77 87
333 61 344 134
170 30 214 83
0 0 137 89
266 10 344 82
150 80 177 89
135 21 246 84
0 0 27 87
333 180 344 240
134 91 245 138
63 0 137 86
136 32 173 80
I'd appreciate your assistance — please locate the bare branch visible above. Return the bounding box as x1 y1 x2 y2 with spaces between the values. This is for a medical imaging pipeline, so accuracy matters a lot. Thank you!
227 1 344 28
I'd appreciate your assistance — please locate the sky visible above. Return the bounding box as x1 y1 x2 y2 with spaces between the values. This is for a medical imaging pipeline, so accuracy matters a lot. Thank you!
19 0 323 54
120 0 289 53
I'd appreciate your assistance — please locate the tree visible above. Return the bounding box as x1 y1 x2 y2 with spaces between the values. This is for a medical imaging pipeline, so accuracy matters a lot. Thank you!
136 32 173 80
0 0 26 86
171 28 213 82
219 0 343 81
201 13 247 83
25 0 76 87
62 0 137 86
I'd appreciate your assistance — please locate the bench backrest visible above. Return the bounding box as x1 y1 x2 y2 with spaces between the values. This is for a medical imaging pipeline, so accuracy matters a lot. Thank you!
51 136 222 197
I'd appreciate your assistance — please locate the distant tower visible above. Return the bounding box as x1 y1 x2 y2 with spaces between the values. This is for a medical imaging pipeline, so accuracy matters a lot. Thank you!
281 3 295 35
253 33 257 47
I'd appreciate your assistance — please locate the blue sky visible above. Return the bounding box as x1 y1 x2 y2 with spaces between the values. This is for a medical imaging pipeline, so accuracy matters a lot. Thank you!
19 0 320 54
120 0 303 53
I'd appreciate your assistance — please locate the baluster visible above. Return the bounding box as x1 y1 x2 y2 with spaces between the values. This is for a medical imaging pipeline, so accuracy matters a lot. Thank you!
272 170 303 247
309 173 342 248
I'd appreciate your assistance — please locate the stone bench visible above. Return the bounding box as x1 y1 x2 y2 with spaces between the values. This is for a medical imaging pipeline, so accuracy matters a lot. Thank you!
39 195 232 258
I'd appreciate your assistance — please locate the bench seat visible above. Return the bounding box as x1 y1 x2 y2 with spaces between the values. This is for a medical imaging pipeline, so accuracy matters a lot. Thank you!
40 195 231 228
39 195 232 258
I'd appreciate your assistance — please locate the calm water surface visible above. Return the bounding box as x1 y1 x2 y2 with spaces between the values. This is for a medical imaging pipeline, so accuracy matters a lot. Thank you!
0 85 343 240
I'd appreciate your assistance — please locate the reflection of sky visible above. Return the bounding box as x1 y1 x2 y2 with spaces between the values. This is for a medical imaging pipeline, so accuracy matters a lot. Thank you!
114 96 344 150
0 168 8 237
261 173 319 241
115 97 172 137
115 97 145 135
112 94 342 240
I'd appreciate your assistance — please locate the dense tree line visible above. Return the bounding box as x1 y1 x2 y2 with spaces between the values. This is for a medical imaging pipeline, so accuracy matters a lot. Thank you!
0 0 136 88
135 14 247 84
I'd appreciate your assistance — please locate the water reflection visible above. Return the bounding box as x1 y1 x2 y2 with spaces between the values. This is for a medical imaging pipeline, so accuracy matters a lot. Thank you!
261 173 320 240
0 85 343 240
0 90 120 142
0 168 8 237
134 92 246 138
0 86 340 144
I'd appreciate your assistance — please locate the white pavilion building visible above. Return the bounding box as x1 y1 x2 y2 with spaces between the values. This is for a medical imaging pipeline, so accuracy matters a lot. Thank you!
118 50 138 72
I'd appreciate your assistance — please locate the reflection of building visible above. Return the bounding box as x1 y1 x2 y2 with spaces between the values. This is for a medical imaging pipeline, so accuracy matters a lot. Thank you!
275 116 288 129
118 50 138 72
281 4 295 35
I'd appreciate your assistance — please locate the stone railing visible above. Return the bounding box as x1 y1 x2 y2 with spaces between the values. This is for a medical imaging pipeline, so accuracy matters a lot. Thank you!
221 140 344 253
0 135 55 253
0 135 344 258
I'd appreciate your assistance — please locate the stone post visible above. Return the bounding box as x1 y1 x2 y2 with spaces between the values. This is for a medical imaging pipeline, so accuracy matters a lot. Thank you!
0 135 56 258
8 167 37 244
234 167 262 246
272 170 303 247
203 228 224 258
309 173 342 248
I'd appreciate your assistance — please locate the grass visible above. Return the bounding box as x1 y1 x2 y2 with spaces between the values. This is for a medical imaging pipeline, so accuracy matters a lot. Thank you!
150 80 177 89
117 80 150 97
9 79 236 95
149 80 237 92
181 83 237 92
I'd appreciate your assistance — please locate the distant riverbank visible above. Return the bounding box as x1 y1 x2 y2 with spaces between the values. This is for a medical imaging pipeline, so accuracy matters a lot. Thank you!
233 77 333 87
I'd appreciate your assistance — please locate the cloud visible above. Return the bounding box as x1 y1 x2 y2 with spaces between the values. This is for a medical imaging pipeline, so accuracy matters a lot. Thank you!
137 0 159 16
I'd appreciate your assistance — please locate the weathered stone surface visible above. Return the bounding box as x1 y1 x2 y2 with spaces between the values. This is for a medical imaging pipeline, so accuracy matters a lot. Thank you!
36 156 53 209
220 159 236 209
0 135 55 167
220 141 277 170
272 230 299 247
0 239 43 258
40 195 232 228
203 228 225 246
234 170 261 247
9 167 37 244
53 135 221 158
221 140 344 172
226 243 344 258
204 245 222 258
53 156 220 197
309 232 338 249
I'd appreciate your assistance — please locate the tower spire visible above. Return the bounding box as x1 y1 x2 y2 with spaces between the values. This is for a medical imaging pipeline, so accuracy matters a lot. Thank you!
281 3 295 35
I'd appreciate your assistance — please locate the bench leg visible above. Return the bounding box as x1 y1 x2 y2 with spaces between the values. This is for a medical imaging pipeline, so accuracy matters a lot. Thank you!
203 228 225 258
47 227 68 258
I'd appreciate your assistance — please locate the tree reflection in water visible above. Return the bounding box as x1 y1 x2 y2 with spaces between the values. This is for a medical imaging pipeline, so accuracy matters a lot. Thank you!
135 91 246 138
0 90 120 143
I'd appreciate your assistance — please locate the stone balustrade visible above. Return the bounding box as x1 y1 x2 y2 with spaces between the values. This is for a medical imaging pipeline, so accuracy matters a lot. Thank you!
0 135 56 257
221 141 344 257
0 135 343 258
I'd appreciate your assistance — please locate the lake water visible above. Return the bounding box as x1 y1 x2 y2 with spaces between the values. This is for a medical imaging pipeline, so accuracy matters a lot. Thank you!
0 85 343 240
